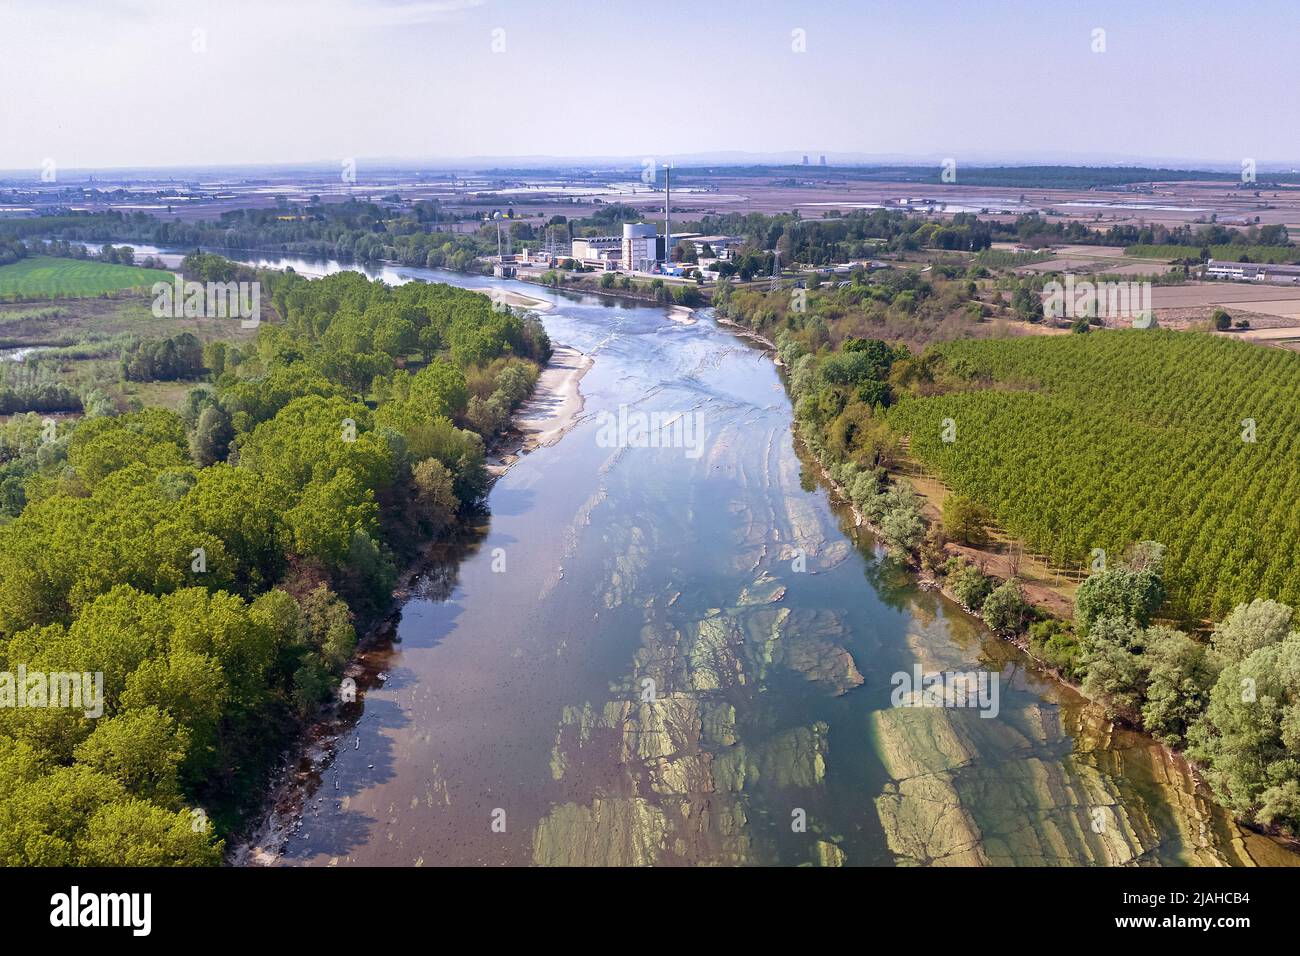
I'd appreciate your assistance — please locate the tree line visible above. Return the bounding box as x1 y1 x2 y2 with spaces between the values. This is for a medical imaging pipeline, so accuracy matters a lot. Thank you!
0 259 550 863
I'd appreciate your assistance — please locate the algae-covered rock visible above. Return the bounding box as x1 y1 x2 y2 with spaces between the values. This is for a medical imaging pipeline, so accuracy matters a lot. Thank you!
875 774 988 866
714 723 829 791
690 615 747 691
651 752 716 795
869 705 981 781
760 722 829 788
813 839 847 866
783 640 864 696
752 608 863 696
868 691 1230 866
532 797 668 866
700 701 738 748
737 572 787 606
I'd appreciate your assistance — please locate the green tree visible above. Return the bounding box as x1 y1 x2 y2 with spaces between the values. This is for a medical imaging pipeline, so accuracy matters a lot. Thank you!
950 563 994 610
1211 598 1293 665
1081 616 1146 715
80 799 221 866
412 458 459 534
1074 563 1165 636
942 494 992 546
74 707 190 806
1140 625 1218 745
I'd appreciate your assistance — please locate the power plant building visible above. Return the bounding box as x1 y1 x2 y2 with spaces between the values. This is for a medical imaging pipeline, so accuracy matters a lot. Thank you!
621 222 659 272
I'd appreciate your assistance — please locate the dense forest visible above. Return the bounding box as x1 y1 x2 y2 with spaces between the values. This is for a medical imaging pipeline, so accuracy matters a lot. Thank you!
0 255 550 864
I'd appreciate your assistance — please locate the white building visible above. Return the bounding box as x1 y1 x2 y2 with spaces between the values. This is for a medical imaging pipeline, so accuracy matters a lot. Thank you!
1206 258 1300 283
622 222 659 272
570 236 621 259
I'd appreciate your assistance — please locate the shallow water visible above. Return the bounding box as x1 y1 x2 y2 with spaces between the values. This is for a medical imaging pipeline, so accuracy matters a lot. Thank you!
229 255 1294 867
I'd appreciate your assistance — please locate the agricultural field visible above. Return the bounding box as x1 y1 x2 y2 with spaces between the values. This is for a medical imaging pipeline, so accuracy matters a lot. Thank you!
1150 283 1300 327
1126 244 1300 264
973 248 1050 268
887 329 1300 620
0 255 173 299
1013 243 1180 277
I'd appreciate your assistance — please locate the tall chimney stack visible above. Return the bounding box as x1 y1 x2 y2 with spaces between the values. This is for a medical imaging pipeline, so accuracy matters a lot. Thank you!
664 163 671 268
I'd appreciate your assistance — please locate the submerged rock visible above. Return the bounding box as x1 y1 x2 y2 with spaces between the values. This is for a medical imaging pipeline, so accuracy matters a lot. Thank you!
532 797 669 866
690 615 747 691
737 572 787 606
813 839 847 867
715 722 829 791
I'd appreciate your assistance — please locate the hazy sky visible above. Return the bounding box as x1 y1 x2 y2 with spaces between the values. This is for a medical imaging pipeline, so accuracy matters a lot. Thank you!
2 0 1298 172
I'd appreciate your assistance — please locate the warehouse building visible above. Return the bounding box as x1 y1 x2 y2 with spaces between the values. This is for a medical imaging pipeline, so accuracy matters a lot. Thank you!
1206 259 1300 283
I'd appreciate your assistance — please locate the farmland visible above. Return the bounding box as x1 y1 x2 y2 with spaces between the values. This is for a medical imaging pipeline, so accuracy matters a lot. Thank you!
1126 244 1300 264
887 329 1300 620
0 256 173 299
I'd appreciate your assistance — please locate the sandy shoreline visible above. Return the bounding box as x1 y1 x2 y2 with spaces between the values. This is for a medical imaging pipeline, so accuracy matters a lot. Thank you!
231 340 593 865
515 344 592 451
490 288 555 313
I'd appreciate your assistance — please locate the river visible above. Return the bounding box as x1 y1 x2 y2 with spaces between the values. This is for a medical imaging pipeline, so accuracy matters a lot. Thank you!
220 253 1294 867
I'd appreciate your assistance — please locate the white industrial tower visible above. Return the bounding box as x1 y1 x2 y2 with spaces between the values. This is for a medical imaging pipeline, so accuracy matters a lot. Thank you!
663 163 672 268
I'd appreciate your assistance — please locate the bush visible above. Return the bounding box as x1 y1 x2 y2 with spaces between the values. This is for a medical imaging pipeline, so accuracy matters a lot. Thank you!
982 578 1030 633
1029 619 1084 678
950 561 994 610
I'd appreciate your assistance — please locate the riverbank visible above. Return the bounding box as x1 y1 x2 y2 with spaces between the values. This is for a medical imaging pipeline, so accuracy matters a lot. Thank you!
721 315 1300 856
491 344 593 473
231 334 590 865
489 288 555 314
516 273 702 315
716 317 780 361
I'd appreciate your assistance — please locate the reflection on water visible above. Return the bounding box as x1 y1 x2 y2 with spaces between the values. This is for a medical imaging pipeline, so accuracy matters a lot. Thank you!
232 256 1294 867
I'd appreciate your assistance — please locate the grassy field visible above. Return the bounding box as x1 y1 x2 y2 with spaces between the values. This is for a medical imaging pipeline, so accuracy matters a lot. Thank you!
0 289 261 418
0 256 173 298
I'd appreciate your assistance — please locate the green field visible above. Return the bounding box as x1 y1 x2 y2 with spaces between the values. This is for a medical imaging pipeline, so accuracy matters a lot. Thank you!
1126 243 1300 264
888 329 1300 620
0 256 173 298
975 248 1051 268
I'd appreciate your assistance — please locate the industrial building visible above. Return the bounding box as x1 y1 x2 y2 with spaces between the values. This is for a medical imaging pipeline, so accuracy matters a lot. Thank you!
621 222 659 272
565 228 743 274
1206 259 1300 283
569 235 622 269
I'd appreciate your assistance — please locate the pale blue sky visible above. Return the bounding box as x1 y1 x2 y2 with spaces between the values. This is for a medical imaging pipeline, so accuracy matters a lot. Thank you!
1 0 1297 171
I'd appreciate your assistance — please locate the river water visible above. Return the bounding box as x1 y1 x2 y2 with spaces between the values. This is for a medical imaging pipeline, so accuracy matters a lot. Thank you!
224 253 1293 867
